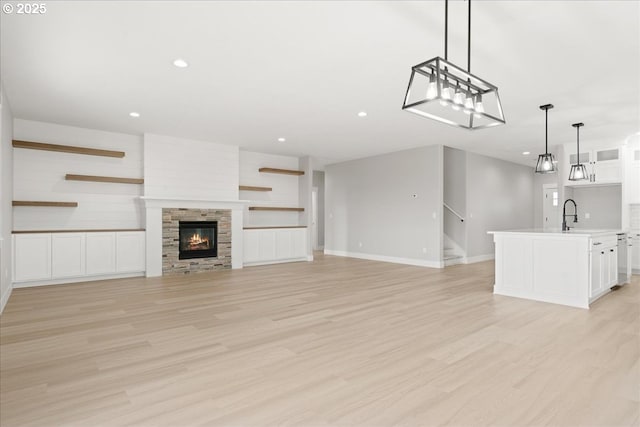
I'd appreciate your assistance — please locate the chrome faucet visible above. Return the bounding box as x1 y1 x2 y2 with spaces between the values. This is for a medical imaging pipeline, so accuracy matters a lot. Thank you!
562 199 578 231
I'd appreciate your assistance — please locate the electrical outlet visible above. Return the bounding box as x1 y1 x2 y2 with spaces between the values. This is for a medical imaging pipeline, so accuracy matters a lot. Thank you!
585 213 590 219
422 247 427 254
358 242 363 248
432 212 437 219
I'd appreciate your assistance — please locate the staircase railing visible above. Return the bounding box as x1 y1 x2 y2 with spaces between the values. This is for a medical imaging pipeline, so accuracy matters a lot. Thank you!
444 203 465 222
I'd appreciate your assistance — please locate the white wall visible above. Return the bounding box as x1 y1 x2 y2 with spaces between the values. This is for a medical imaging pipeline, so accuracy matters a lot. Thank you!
325 145 443 266
571 185 622 229
443 146 467 251
465 151 534 258
12 119 144 231
239 150 301 227
312 170 325 247
144 133 238 201
0 83 14 313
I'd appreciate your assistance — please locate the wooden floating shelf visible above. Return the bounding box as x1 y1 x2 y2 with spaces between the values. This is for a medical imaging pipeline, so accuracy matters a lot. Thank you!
258 167 305 176
239 185 272 192
13 229 145 234
66 174 144 184
244 226 307 230
248 207 304 212
13 140 125 158
13 201 78 207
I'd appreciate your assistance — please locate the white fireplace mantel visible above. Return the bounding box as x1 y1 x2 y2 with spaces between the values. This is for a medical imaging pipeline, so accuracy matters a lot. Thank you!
140 197 249 277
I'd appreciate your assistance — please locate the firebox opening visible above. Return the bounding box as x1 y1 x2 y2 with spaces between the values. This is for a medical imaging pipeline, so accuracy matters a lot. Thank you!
178 221 218 260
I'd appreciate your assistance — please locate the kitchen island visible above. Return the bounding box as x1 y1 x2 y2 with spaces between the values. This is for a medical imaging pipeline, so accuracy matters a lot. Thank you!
488 229 621 309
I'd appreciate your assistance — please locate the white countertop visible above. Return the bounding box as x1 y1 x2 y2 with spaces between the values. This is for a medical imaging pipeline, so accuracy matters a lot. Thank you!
488 228 625 237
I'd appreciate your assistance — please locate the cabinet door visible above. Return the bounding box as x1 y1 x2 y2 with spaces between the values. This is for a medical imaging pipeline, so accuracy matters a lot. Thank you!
243 231 260 263
629 149 640 204
632 236 640 270
607 247 618 287
275 230 293 260
86 232 116 275
292 229 307 259
593 148 621 183
589 250 603 298
51 233 86 279
257 230 276 261
14 234 51 281
116 232 145 273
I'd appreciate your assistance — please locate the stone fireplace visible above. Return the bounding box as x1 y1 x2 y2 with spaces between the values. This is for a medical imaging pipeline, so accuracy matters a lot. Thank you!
162 208 231 275
141 197 246 277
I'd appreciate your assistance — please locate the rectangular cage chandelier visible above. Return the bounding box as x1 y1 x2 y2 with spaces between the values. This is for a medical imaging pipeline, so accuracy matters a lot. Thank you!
402 0 505 130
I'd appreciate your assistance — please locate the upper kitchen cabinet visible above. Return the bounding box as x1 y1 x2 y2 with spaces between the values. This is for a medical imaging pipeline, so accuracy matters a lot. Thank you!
625 141 640 205
564 145 622 186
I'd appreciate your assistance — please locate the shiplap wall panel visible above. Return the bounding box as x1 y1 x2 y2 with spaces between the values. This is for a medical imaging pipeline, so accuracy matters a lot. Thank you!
239 151 301 227
13 119 143 231
143 133 239 200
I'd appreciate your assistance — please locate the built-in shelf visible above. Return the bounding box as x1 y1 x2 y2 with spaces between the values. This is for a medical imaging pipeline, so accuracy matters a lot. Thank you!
239 185 272 192
65 174 144 184
248 206 304 212
243 226 307 230
13 201 78 207
12 229 145 234
258 167 305 176
13 140 126 158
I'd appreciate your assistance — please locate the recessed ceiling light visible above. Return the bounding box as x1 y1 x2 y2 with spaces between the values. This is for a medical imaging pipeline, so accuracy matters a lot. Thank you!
522 151 530 155
173 58 189 68
277 137 286 142
129 112 140 118
358 111 367 117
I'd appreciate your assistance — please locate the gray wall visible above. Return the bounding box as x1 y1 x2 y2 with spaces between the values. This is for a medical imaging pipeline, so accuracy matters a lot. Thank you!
465 151 535 258
312 170 325 247
443 147 467 250
571 185 622 229
0 83 14 313
325 145 442 262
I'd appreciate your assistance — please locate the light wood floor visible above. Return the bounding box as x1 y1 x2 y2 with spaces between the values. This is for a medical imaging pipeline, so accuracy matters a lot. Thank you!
1 253 638 426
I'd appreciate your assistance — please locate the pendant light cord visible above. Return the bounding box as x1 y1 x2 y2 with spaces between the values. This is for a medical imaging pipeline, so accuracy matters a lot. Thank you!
444 0 448 60
545 108 548 153
576 126 580 162
467 0 471 72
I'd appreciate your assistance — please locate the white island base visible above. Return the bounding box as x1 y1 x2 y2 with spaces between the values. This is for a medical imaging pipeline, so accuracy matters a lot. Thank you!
489 229 619 309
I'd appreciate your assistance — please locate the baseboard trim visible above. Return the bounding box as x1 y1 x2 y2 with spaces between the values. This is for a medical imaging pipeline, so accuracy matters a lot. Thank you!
0 283 13 314
324 249 443 269
13 272 145 289
463 254 495 264
243 258 309 267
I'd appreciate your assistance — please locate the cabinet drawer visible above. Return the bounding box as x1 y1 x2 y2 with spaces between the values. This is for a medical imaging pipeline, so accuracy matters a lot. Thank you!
591 235 616 249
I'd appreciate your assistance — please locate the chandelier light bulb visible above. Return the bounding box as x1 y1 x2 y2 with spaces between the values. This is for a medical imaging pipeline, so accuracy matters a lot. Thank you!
475 94 484 114
453 82 464 105
542 159 552 171
426 73 437 100
464 91 475 110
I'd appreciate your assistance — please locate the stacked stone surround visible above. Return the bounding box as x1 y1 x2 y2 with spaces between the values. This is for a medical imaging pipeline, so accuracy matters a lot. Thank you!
162 208 232 275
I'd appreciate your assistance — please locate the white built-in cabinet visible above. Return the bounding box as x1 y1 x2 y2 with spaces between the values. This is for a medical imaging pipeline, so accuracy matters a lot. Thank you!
14 233 51 281
632 232 640 273
565 147 622 186
51 233 86 278
589 235 618 300
86 232 117 275
627 144 640 204
243 227 307 266
116 232 146 273
13 231 145 285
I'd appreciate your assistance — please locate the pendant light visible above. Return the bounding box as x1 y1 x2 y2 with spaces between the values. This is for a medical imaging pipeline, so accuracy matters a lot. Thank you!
568 123 588 181
402 0 505 130
535 104 557 174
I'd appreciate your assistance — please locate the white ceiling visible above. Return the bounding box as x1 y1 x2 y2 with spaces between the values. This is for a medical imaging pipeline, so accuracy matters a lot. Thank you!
1 1 639 166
